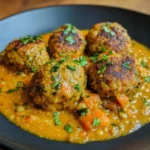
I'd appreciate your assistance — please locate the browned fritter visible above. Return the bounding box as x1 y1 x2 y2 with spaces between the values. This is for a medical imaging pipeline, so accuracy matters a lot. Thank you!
3 36 50 73
88 53 146 99
30 58 87 111
86 22 131 55
48 24 86 58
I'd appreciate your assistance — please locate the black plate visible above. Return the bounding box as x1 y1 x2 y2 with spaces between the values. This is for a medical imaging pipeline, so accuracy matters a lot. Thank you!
0 5 150 150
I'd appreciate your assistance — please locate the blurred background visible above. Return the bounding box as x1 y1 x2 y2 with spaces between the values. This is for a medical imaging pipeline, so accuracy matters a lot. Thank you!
0 0 150 19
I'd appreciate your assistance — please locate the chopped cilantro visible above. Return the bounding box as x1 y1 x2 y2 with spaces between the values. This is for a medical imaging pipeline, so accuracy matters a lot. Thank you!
52 82 61 90
102 26 115 36
65 35 74 44
95 54 108 63
20 35 42 44
145 77 150 83
77 108 88 116
66 65 76 71
31 67 37 73
93 118 100 127
98 65 106 74
64 124 73 133
108 50 113 55
122 61 131 69
74 56 88 67
142 98 148 106
141 61 146 68
74 84 81 92
53 112 62 125
101 47 106 52
90 53 99 62
50 65 60 72
0 88 2 93
6 81 22 94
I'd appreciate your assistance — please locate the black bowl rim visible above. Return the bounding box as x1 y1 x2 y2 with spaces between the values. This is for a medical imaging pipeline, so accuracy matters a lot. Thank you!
1 4 149 22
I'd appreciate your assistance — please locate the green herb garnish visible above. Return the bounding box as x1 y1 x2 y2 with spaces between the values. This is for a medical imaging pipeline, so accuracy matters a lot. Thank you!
31 67 37 73
50 65 60 72
101 47 106 52
141 61 146 68
0 88 2 93
6 81 22 94
20 35 42 44
74 56 88 67
98 65 106 74
77 108 88 116
102 26 115 36
93 118 100 127
95 54 108 63
122 61 131 69
145 77 150 83
74 84 81 92
65 35 75 44
64 124 73 133
53 112 62 125
52 82 61 90
90 53 99 62
142 98 149 106
66 65 76 71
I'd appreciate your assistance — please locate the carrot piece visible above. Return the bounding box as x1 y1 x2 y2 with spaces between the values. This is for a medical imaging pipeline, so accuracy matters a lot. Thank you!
116 94 129 108
82 94 101 109
61 83 71 99
79 108 110 131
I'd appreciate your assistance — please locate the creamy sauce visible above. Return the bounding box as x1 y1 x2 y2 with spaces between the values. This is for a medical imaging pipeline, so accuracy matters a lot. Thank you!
0 30 149 143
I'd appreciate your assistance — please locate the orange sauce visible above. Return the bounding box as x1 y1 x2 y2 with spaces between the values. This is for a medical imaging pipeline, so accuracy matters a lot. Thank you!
0 30 149 143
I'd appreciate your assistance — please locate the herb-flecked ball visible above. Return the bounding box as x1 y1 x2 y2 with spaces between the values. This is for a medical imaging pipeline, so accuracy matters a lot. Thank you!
88 53 146 99
3 36 50 73
86 22 131 55
48 24 86 58
30 58 87 111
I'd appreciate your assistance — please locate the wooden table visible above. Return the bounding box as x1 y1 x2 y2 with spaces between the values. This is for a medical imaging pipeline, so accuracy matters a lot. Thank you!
0 0 149 149
0 0 150 19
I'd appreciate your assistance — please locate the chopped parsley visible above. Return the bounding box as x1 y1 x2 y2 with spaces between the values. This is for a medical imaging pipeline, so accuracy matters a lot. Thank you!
52 82 61 90
74 84 81 92
101 47 106 52
108 50 113 55
122 61 131 69
64 124 73 133
141 61 146 68
95 54 108 63
20 35 42 44
6 81 22 94
90 53 99 62
74 56 88 67
31 67 37 73
142 98 148 106
77 108 88 116
98 65 106 74
50 65 60 72
145 77 150 83
102 26 115 36
93 118 100 127
53 112 62 125
66 65 76 71
0 88 2 93
64 35 75 44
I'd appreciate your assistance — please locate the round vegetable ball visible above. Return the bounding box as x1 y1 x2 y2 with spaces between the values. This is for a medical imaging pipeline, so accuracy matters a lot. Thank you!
88 53 146 99
30 58 87 111
48 24 86 58
86 22 131 55
3 36 50 73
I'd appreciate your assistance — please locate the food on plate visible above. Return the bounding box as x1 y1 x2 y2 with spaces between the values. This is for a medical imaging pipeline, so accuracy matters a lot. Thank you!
3 36 50 73
30 58 86 110
48 24 86 58
0 22 149 143
86 22 131 55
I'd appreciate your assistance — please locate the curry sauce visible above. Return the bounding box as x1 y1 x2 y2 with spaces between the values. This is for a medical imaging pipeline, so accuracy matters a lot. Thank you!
0 30 149 143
